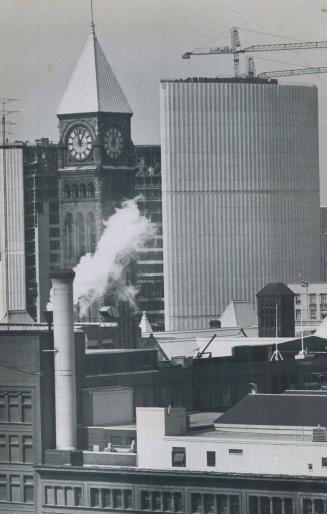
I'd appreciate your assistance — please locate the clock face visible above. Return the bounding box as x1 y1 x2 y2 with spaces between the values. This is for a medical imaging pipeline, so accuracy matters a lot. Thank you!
104 128 124 159
67 126 93 161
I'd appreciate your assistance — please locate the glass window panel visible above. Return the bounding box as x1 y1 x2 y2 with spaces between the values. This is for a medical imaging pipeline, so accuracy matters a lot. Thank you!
124 489 133 509
163 491 173 512
55 486 65 506
302 499 313 514
314 499 325 514
260 497 271 514
102 488 111 508
113 489 123 509
0 435 6 461
75 488 82 507
141 490 151 510
90 488 100 507
23 444 33 463
152 491 162 511
9 439 20 462
217 495 228 514
207 451 216 467
24 481 33 503
172 447 186 467
45 486 55 505
249 496 259 514
272 497 282 514
111 436 123 445
284 498 294 514
66 487 74 506
204 494 215 514
191 493 203 514
230 495 240 514
174 492 183 513
0 476 7 502
22 405 32 423
0 395 6 422
10 476 20 503
8 396 19 422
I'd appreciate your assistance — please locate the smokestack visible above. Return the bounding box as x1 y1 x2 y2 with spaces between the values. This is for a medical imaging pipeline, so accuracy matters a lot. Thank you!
51 269 77 450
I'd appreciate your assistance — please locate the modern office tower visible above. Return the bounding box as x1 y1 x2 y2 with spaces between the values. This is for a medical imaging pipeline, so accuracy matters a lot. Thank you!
321 207 327 281
160 77 321 330
135 146 164 330
0 140 59 322
0 145 31 322
0 141 59 322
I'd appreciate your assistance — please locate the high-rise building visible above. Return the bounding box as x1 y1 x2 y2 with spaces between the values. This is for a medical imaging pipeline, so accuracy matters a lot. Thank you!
135 145 164 330
321 207 327 281
0 141 58 322
160 77 321 330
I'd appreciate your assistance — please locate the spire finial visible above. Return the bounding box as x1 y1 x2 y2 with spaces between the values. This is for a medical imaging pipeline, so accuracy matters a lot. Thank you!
90 0 95 34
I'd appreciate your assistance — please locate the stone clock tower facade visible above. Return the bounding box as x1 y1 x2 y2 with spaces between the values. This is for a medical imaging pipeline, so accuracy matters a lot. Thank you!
57 25 135 273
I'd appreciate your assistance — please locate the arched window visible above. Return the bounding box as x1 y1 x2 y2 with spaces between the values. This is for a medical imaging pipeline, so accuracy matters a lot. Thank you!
64 212 74 260
75 212 85 259
87 183 95 198
79 183 86 198
71 184 78 199
63 184 70 199
86 211 96 253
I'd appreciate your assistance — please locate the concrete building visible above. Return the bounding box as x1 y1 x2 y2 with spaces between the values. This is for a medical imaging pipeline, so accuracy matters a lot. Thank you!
160 77 321 330
134 145 164 330
288 282 327 335
321 206 327 281
0 141 58 322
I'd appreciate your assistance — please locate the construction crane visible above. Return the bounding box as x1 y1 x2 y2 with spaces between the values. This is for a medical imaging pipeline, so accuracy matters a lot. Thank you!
257 66 327 79
182 27 327 77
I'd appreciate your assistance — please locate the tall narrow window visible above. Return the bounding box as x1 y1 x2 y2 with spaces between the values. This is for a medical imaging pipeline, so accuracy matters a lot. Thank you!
64 213 74 260
75 212 85 259
86 212 96 253
63 184 70 199
87 182 95 197
79 183 86 198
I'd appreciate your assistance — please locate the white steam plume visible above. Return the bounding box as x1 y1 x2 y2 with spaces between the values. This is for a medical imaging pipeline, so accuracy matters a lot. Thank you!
73 197 156 317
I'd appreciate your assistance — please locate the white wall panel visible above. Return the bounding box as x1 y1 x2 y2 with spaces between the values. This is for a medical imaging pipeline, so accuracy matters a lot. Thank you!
160 81 321 330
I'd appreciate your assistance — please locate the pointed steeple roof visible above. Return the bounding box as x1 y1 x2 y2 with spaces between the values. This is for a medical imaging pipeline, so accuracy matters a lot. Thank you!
57 27 132 116
139 311 153 337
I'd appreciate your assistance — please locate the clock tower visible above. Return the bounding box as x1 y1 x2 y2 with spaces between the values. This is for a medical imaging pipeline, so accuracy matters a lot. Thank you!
57 22 134 273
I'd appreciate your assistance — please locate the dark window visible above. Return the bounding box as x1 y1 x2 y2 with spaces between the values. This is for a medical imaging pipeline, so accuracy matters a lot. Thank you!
124 489 133 509
141 490 151 510
322 457 327 466
23 476 34 503
229 448 243 455
102 489 111 508
191 493 202 513
90 488 100 507
75 212 85 258
22 394 32 423
113 489 123 509
0 394 5 421
10 475 20 503
172 447 186 467
71 184 78 199
50 240 60 251
64 212 74 260
63 184 70 199
87 183 95 197
80 183 87 198
86 211 96 253
0 436 6 461
111 436 123 445
9 436 20 462
8 395 19 422
0 475 7 501
50 227 60 237
207 451 216 467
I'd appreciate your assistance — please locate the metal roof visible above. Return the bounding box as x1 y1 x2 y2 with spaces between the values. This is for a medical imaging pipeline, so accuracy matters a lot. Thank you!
57 28 132 115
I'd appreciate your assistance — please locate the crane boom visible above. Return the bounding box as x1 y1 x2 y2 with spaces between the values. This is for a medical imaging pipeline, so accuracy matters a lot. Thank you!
182 27 327 76
258 66 327 79
183 41 327 58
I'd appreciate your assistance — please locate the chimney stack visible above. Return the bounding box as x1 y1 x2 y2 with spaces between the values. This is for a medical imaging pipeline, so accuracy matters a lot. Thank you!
51 269 77 450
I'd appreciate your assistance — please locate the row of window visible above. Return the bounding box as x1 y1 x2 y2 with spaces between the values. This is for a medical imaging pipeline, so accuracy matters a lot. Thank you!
0 434 33 463
138 280 164 299
0 474 33 504
63 183 95 199
191 493 240 514
0 392 32 423
295 308 327 321
39 486 327 514
295 293 327 305
172 448 243 468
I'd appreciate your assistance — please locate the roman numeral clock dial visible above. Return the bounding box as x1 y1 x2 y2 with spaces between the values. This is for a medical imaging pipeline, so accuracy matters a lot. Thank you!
67 126 94 161
104 128 124 159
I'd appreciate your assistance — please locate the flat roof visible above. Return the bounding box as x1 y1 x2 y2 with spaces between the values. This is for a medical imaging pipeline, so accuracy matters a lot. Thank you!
161 77 278 85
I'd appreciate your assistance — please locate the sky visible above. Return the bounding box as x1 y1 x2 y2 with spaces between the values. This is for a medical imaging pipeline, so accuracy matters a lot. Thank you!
2 0 327 200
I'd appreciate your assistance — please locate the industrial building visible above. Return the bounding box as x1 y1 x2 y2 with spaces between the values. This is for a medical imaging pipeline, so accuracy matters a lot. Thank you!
160 77 321 330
